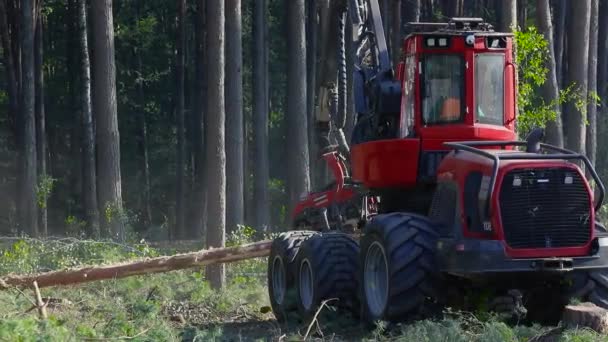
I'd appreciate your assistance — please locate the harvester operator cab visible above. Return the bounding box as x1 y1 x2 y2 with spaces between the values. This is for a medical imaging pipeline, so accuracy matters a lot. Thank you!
351 18 518 189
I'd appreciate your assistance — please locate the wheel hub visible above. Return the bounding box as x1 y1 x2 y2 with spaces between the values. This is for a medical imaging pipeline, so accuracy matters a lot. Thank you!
271 256 286 304
299 259 314 310
364 241 389 317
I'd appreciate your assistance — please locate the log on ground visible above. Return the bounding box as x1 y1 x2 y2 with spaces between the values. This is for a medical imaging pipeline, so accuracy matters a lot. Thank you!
0 240 271 290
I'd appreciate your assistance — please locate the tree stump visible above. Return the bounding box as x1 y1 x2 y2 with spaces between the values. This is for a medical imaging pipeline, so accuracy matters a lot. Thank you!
562 302 608 334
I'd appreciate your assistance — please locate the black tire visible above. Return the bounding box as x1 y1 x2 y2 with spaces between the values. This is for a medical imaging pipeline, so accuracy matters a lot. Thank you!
360 213 441 323
268 231 318 322
566 268 608 309
294 232 360 320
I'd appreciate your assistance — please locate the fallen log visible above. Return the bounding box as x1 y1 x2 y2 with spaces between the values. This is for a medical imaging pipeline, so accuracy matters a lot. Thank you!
0 240 271 290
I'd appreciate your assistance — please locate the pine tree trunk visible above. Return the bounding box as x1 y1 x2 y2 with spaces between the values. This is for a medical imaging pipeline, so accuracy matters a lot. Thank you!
34 12 47 236
553 0 566 89
586 0 598 165
536 0 563 147
91 0 124 240
225 0 244 234
78 0 100 238
402 0 421 36
597 0 608 173
391 0 402 68
564 0 591 154
205 0 226 289
134 0 151 232
499 0 516 32
19 0 38 236
286 0 310 213
306 0 318 191
193 0 207 239
175 0 186 239
0 0 20 146
252 0 270 231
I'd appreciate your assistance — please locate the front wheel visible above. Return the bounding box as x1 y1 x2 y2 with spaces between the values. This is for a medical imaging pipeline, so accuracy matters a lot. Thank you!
360 213 441 322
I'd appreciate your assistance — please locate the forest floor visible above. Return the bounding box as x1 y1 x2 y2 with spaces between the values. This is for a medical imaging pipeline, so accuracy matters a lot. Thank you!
0 236 605 341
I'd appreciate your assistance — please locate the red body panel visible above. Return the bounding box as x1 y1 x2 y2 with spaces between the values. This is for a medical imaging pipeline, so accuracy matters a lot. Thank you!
437 151 595 258
292 152 355 220
351 139 420 188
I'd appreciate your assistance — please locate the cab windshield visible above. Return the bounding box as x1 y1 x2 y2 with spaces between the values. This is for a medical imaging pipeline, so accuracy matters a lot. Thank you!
475 54 504 125
422 55 465 125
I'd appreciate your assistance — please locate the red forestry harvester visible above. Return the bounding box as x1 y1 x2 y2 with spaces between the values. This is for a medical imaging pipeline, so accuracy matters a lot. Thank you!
268 0 608 324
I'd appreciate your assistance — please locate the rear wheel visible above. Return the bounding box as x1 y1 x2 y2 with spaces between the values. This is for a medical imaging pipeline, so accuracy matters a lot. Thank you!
295 232 360 320
268 231 318 321
360 213 441 322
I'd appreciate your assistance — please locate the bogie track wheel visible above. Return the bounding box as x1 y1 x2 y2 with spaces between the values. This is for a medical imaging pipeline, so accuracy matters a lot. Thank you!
295 232 360 320
268 231 318 322
360 213 441 322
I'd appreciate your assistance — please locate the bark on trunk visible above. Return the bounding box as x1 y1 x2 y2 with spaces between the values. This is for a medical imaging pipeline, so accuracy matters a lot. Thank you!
499 0 517 32
225 0 245 234
391 0 402 68
193 0 207 239
19 0 38 236
306 0 318 190
205 0 226 289
586 0 598 165
34 13 47 236
286 0 310 213
564 0 591 154
402 0 421 36
175 0 186 239
553 0 566 89
91 0 124 240
78 0 100 238
0 0 20 143
597 0 608 170
132 0 151 232
0 240 271 290
536 0 563 147
252 0 270 230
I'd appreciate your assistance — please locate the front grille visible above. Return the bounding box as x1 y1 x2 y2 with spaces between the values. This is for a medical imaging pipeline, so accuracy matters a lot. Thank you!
499 168 591 249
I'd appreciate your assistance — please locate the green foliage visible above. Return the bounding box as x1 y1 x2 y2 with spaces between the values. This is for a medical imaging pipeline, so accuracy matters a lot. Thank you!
514 27 600 135
0 238 158 274
0 318 72 341
36 175 56 209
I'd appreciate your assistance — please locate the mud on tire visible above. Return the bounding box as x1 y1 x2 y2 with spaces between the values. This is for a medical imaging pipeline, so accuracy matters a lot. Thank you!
268 231 318 322
295 232 360 321
360 213 441 323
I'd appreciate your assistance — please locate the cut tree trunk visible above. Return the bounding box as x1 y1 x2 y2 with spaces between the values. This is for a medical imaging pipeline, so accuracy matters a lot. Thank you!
0 240 271 290
562 302 608 334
